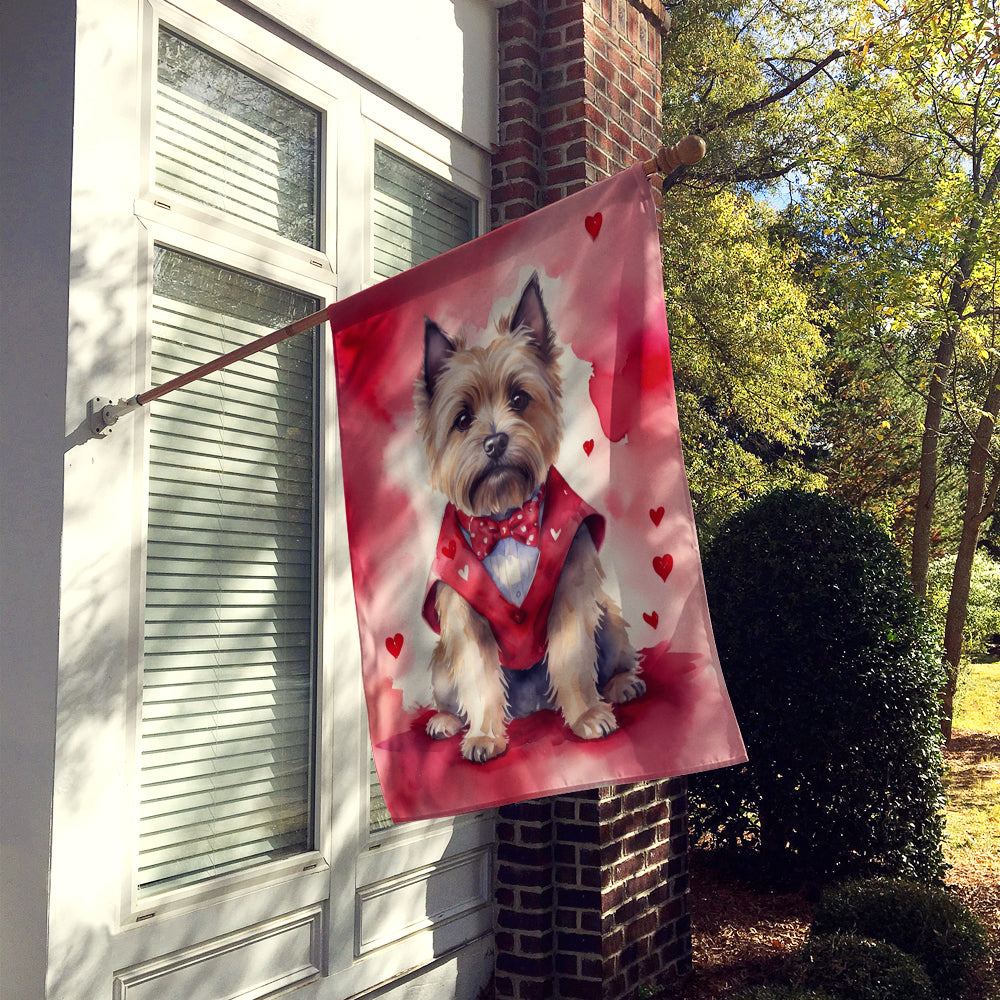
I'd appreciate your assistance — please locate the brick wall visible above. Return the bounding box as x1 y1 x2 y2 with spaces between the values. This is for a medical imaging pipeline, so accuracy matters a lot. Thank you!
490 10 689 996
494 781 691 1000
492 0 668 227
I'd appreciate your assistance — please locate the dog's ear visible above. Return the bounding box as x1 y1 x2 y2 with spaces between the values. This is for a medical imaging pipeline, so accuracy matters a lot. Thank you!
511 272 556 364
423 319 456 398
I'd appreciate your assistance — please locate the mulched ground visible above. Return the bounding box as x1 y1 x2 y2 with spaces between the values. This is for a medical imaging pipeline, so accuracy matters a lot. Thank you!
656 733 1000 999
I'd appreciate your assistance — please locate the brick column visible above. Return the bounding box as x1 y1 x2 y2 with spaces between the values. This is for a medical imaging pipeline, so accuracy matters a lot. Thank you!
493 0 668 226
491 8 690 996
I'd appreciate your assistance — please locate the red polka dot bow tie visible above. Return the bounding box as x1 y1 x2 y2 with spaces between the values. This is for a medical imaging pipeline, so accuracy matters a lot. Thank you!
456 486 545 560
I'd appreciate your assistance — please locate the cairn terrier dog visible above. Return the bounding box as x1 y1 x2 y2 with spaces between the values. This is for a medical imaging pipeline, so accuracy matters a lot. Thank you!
416 272 644 763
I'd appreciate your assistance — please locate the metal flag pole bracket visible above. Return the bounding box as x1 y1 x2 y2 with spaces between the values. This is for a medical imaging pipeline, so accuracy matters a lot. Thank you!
86 136 703 440
88 395 142 438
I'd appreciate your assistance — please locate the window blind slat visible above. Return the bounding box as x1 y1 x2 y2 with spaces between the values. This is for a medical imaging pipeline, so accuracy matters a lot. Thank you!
148 457 314 497
138 824 309 885
141 754 310 805
147 493 310 524
139 238 317 896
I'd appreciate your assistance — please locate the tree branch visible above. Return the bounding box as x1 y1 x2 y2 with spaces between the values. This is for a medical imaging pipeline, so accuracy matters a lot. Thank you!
703 49 847 133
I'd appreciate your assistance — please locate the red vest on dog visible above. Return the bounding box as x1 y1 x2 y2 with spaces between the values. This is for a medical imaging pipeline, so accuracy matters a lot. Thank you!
422 467 606 670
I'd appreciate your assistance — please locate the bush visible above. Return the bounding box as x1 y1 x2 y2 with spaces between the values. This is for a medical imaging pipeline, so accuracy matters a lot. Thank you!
691 489 946 882
793 933 934 1000
732 987 838 1000
811 878 988 999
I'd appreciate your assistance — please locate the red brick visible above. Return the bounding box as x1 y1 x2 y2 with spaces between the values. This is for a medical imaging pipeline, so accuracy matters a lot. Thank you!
502 40 538 63
499 100 539 124
542 40 587 70
520 886 554 910
546 163 589 186
503 79 541 104
559 979 604 1000
545 119 589 147
493 139 541 164
626 868 658 896
492 175 535 199
502 120 543 145
547 3 588 28
542 105 567 129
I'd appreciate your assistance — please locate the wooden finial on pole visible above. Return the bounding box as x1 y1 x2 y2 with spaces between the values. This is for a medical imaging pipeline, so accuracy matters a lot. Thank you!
643 135 707 176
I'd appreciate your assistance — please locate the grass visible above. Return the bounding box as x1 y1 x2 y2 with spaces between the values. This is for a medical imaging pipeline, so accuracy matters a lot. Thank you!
955 658 1000 734
945 660 1000 867
942 658 1000 1000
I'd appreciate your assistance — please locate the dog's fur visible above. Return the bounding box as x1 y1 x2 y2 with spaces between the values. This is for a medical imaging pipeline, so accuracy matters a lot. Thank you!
415 274 644 762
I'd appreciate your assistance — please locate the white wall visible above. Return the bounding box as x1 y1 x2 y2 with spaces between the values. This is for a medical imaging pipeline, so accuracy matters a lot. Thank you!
0 0 76 994
243 0 498 151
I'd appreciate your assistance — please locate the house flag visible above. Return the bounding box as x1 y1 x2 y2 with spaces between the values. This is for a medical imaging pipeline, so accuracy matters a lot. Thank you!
329 163 746 822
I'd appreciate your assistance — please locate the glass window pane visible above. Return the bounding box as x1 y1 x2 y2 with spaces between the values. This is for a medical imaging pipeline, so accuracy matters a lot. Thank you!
138 246 318 895
156 27 320 248
372 146 477 279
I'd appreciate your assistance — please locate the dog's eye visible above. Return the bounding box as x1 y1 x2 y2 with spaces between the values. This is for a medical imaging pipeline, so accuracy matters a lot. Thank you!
453 408 474 432
509 389 532 412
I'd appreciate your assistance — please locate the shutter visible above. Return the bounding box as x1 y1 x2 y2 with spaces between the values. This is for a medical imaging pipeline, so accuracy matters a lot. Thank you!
138 247 319 895
367 147 477 832
155 27 320 249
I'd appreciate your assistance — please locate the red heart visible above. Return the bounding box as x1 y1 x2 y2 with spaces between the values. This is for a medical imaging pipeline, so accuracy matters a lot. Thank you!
649 506 665 526
385 633 403 658
585 213 602 240
583 439 595 456
643 611 659 629
441 539 457 559
652 553 673 581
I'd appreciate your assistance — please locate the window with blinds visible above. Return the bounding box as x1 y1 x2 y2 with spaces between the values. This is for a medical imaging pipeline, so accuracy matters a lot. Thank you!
137 28 323 897
368 147 477 833
372 146 477 279
156 28 320 249
139 248 319 895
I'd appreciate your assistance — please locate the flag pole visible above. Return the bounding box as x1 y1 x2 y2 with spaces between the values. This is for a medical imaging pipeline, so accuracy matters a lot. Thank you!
88 136 705 438
87 307 329 437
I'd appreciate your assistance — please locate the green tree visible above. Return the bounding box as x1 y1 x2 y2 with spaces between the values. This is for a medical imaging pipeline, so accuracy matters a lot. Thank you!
660 1 843 539
660 1 999 738
801 0 1000 735
663 189 825 540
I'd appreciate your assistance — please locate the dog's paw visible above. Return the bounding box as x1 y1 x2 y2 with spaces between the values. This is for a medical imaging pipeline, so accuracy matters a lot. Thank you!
426 712 464 740
570 703 618 740
461 733 508 763
602 671 646 705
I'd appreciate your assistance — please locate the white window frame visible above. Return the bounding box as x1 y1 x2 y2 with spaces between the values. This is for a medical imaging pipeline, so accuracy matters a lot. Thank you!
110 0 496 992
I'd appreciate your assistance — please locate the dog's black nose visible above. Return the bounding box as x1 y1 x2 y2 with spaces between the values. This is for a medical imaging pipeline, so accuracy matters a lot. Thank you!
483 432 508 460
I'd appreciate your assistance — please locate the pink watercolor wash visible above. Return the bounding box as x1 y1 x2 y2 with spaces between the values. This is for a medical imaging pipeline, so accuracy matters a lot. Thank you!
328 164 745 822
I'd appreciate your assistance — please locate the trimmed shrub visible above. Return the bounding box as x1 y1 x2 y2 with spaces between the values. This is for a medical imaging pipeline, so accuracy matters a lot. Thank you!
732 987 838 1000
691 489 946 882
812 878 988 999
794 933 934 1000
